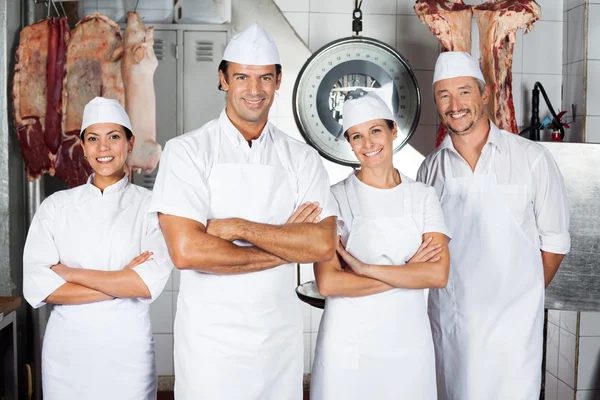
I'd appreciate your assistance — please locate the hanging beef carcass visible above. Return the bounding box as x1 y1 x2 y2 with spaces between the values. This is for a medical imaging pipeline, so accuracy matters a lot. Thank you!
414 0 473 146
474 0 541 134
122 12 162 174
58 13 124 187
13 18 69 180
414 0 473 52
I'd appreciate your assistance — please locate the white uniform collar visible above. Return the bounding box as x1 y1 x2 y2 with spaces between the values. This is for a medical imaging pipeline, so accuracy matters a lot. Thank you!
438 119 504 154
86 173 129 197
218 108 270 148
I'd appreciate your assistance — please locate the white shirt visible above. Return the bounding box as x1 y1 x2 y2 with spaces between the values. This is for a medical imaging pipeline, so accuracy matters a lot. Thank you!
149 109 338 224
417 121 570 254
23 175 173 309
333 172 451 244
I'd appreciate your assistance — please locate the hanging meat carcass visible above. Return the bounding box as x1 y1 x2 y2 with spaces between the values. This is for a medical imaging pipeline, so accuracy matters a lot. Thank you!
58 13 124 187
414 0 473 52
414 0 474 146
474 0 541 135
13 18 69 180
121 12 162 174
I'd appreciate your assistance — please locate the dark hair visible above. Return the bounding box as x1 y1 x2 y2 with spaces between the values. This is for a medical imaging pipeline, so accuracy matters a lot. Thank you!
217 60 282 91
80 125 134 141
344 119 396 141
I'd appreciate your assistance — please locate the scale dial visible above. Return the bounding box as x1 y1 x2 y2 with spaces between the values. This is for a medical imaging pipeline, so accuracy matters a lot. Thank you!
293 36 421 167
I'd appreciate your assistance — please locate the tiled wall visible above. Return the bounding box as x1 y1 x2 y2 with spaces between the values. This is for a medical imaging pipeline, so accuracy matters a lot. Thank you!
150 0 566 378
563 0 586 141
587 1 600 142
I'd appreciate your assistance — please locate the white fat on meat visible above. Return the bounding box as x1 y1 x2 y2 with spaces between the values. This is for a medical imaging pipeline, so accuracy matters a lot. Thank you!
414 0 473 52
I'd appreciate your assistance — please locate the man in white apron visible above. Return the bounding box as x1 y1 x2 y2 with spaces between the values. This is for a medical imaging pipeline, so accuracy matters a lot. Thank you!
149 24 338 400
417 52 571 400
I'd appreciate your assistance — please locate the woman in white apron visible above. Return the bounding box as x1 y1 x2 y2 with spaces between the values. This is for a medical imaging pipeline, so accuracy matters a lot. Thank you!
311 93 451 400
23 97 173 400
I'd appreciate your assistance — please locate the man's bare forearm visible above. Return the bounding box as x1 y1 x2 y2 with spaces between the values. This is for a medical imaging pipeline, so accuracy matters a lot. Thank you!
235 216 337 263
45 283 114 305
66 269 151 299
542 250 565 287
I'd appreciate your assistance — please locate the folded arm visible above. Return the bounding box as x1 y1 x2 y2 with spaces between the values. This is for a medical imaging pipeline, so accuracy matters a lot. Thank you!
314 240 394 297
45 283 115 305
51 263 151 299
159 213 288 273
207 216 337 263
341 232 450 289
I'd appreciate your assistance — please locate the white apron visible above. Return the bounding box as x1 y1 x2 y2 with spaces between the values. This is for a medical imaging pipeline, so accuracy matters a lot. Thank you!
173 130 303 400
311 176 437 400
429 147 544 400
43 302 156 400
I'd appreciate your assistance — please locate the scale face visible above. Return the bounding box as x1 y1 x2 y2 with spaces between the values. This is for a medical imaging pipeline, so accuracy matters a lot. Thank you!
293 36 422 167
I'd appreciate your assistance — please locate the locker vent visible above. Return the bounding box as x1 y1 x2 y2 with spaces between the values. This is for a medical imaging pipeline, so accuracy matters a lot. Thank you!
154 39 164 61
195 41 214 62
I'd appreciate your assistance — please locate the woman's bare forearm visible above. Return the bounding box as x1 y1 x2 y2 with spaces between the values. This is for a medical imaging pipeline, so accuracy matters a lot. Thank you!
45 283 114 305
65 269 151 299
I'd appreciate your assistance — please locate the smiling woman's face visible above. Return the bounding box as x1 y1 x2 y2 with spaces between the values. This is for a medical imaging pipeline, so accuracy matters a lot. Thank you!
346 118 397 169
82 122 134 183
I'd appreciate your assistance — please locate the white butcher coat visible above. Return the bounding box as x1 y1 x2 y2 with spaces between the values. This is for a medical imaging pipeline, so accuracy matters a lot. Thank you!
417 121 570 400
149 109 338 400
23 175 173 400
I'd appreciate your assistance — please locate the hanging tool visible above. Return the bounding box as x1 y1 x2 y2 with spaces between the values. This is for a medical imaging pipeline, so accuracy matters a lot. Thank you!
353 0 363 35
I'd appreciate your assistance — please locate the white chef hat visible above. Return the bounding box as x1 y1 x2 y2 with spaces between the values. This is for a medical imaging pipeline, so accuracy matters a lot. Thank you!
222 23 281 66
342 92 395 135
433 51 486 85
80 97 133 138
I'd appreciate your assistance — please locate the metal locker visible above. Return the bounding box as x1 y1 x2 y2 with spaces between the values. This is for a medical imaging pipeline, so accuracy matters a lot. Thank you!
182 30 227 133
133 29 178 190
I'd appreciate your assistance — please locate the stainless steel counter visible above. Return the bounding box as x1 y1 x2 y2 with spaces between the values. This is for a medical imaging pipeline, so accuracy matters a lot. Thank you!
542 142 600 311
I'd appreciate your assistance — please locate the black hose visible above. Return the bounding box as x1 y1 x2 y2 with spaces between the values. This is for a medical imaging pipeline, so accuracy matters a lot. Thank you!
533 82 565 140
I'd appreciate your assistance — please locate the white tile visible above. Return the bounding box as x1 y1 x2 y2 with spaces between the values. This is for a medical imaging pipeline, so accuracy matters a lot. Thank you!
308 13 350 52
586 117 600 143
563 12 569 67
558 328 577 388
362 14 397 49
558 379 575 399
276 72 298 118
591 0 600 4
561 311 579 334
154 333 174 376
577 390 600 400
562 68 569 118
311 306 323 332
546 371 559 400
301 302 311 333
550 310 562 326
275 0 309 12
577 337 600 390
414 69 437 124
565 0 584 12
548 322 561 377
588 61 600 116
565 115 584 142
580 312 600 337
303 333 311 374
512 29 524 75
521 74 563 130
310 0 396 14
567 6 585 64
564 61 585 116
172 291 178 318
589 6 600 60
406 123 437 160
396 15 440 71
283 12 310 46
397 0 417 15
523 21 563 75
150 291 174 334
537 0 564 21
171 267 180 291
